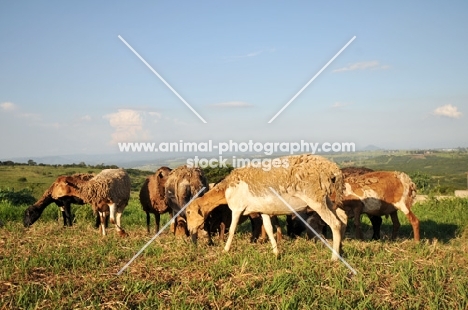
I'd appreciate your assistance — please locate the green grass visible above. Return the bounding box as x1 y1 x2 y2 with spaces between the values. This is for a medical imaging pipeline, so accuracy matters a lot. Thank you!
0 166 103 198
1 197 468 309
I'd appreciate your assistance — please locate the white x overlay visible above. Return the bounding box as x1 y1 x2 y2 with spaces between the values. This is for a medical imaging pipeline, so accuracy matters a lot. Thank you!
116 34 357 275
268 36 356 123
269 187 357 275
117 187 206 275
118 35 207 123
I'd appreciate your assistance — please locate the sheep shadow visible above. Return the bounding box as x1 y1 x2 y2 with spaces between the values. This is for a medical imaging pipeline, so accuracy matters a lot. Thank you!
355 219 460 243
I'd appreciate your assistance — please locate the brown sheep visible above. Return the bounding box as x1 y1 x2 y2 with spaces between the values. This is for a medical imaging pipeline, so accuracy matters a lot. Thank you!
48 169 131 237
23 173 94 227
139 167 172 234
164 165 209 237
343 171 419 241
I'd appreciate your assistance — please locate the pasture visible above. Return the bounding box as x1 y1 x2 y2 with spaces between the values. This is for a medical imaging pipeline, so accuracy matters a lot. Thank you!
1 194 468 309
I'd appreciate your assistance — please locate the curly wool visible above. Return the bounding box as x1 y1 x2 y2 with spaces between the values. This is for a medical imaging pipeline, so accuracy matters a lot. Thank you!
164 165 209 210
216 154 344 207
79 169 131 213
139 166 172 214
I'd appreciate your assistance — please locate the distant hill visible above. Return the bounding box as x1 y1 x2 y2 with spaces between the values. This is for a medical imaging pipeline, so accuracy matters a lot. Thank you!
360 145 383 151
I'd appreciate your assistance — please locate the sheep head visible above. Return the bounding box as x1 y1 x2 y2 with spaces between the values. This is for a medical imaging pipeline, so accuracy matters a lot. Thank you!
186 197 205 236
23 205 44 227
51 176 81 199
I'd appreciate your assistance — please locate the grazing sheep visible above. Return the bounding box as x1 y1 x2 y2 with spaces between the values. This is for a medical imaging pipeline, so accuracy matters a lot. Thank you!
186 154 347 260
164 165 209 237
23 173 94 227
343 171 419 241
139 167 172 233
203 204 280 245
286 210 327 240
50 169 131 237
289 167 385 241
342 167 387 240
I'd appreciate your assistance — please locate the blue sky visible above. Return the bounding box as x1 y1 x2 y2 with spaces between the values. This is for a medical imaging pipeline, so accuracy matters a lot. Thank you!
1 1 467 159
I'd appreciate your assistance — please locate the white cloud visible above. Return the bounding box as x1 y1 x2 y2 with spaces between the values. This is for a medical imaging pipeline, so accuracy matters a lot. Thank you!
210 101 253 108
103 109 150 143
149 111 162 118
0 102 16 111
333 61 390 73
19 113 41 121
81 115 92 121
331 102 352 108
432 104 462 119
225 48 275 62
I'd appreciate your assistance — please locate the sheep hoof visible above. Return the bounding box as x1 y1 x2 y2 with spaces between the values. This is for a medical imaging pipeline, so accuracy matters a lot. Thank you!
118 230 129 237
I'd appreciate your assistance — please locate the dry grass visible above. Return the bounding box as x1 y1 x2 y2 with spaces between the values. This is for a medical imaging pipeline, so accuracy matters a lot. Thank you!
1 197 468 309
1 219 467 309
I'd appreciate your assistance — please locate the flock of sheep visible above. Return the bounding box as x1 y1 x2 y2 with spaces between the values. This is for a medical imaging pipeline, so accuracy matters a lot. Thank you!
23 154 420 260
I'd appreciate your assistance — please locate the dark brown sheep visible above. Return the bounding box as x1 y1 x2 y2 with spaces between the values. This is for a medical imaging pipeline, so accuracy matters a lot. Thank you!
139 167 172 233
23 173 94 228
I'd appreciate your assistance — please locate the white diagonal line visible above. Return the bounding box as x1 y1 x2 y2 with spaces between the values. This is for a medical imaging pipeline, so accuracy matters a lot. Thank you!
117 187 206 275
118 35 207 124
268 187 357 275
268 36 356 123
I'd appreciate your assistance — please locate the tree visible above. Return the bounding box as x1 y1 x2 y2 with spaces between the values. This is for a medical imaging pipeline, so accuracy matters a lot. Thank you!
410 171 431 194
27 159 37 166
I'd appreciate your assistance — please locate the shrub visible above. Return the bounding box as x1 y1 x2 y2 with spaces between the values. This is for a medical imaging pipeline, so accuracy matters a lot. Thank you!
0 188 36 206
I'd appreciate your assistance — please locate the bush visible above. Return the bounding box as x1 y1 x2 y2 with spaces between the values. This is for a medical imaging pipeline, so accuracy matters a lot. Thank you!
202 166 234 184
0 188 36 206
410 171 431 194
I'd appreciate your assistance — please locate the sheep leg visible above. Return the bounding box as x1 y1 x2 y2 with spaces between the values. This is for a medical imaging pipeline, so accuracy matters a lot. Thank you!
405 211 420 241
94 213 101 229
261 214 279 256
249 214 263 243
271 215 282 242
115 212 128 237
224 210 242 252
335 207 348 243
109 203 116 224
219 222 226 241
260 225 267 242
60 206 67 227
146 212 151 234
389 211 401 240
155 213 160 233
400 209 420 241
302 197 343 261
286 214 295 238
99 211 107 236
64 202 73 226
369 215 382 240
350 201 364 239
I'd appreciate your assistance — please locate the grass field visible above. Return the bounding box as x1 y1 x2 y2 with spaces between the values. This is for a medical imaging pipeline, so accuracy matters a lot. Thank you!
1 195 468 309
1 156 468 309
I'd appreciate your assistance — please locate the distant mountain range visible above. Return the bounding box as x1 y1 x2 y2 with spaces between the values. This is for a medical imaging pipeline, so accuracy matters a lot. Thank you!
359 144 383 151
0 144 387 169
